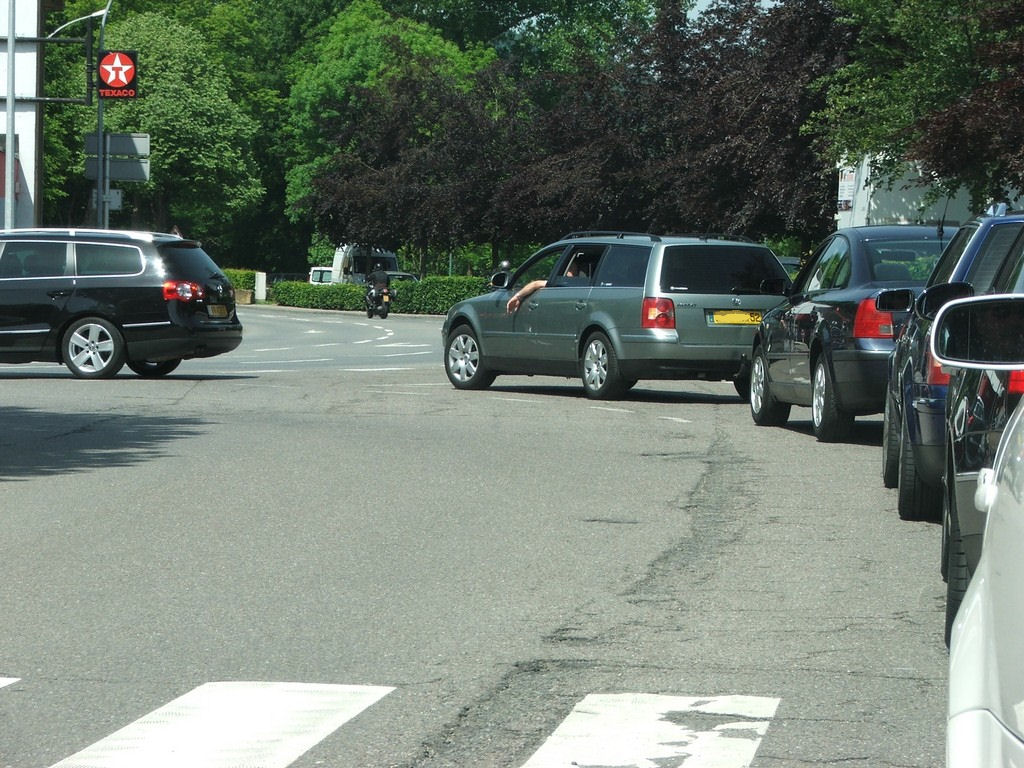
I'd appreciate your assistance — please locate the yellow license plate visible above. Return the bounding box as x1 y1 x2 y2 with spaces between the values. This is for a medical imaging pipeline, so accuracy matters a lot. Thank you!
207 304 229 318
709 310 761 325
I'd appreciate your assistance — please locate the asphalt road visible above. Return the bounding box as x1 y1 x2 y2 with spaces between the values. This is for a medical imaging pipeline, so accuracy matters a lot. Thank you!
0 306 947 768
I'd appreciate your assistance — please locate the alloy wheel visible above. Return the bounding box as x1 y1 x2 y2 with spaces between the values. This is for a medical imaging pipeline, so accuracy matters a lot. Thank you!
583 338 608 391
448 333 479 383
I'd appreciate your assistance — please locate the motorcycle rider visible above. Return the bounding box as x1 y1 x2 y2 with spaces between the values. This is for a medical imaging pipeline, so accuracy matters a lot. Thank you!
366 262 391 307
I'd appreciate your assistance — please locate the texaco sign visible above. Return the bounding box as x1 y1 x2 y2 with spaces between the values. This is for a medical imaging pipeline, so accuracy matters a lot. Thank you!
97 51 138 99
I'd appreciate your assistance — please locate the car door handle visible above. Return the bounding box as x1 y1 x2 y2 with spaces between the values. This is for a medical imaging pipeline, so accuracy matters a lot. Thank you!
575 301 587 310
47 289 72 298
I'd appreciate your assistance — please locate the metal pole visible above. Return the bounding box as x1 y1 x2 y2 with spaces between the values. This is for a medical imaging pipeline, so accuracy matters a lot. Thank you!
5 0 16 228
95 0 112 228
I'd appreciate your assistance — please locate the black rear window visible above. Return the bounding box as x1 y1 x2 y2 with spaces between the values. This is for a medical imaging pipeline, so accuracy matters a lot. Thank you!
158 243 227 281
660 245 788 294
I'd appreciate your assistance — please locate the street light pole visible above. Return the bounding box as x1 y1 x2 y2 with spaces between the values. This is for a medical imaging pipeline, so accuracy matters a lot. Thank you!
43 7 107 227
5 0 16 229
95 0 112 228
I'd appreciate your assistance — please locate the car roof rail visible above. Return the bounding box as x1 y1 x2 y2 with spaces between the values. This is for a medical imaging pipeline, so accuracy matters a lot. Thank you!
668 232 756 242
560 230 662 242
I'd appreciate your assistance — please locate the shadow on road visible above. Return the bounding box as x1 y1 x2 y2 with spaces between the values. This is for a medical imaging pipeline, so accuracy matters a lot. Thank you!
488 382 742 406
773 417 884 447
0 407 207 481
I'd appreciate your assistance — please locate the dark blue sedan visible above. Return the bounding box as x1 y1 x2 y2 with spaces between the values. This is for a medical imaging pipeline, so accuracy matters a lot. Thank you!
878 209 1024 522
749 225 946 441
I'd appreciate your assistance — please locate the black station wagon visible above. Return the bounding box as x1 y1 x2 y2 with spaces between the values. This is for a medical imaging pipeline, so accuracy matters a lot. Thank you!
0 228 242 378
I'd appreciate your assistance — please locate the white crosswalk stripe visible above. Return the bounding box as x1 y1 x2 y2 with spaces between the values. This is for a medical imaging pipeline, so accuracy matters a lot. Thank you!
47 682 394 768
0 679 779 768
520 693 780 768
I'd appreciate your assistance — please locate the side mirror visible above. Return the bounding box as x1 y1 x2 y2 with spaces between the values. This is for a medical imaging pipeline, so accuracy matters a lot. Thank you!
919 281 973 318
875 288 914 313
931 294 1024 368
490 272 510 289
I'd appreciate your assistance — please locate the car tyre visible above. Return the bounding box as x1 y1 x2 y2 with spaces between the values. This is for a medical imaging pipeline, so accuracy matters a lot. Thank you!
127 359 182 378
897 417 941 521
944 505 969 648
750 347 790 426
62 317 126 379
811 357 852 442
445 324 495 390
581 331 627 400
882 392 900 488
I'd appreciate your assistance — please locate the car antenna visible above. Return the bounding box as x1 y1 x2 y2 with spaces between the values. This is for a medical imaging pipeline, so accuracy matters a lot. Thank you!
937 196 949 241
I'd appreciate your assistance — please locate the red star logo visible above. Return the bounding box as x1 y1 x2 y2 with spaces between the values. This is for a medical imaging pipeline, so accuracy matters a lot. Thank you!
100 53 135 88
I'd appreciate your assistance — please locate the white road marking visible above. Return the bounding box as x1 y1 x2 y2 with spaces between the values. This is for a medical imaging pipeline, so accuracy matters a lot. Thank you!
520 693 780 768
589 406 635 413
48 681 394 768
659 416 693 423
0 677 19 689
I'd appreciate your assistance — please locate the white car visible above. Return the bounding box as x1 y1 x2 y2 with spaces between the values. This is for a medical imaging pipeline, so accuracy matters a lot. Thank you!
932 294 1024 766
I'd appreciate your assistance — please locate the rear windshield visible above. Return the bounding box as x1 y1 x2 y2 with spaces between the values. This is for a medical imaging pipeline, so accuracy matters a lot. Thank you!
864 239 944 283
158 243 227 280
659 245 789 294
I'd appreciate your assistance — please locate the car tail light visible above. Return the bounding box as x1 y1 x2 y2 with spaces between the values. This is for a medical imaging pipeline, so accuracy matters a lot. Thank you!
1009 370 1024 395
853 298 894 338
642 297 675 329
163 280 204 302
924 347 950 386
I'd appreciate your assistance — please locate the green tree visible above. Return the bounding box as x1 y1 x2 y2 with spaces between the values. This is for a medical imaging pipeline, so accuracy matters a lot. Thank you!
808 0 986 193
908 0 1024 203
97 13 264 252
285 0 494 220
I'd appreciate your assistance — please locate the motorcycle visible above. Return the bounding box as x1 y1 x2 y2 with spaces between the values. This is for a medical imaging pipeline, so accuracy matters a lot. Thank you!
365 284 391 319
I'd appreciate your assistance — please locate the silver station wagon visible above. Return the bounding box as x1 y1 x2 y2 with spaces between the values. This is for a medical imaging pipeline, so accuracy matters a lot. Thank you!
442 231 791 399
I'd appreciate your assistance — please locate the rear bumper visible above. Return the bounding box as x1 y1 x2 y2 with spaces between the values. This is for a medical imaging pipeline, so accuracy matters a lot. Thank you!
617 330 754 380
125 321 243 362
952 470 985 573
910 392 948 486
832 347 890 413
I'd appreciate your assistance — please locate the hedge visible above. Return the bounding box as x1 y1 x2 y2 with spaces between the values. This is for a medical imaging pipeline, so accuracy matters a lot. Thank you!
223 268 256 291
270 275 493 315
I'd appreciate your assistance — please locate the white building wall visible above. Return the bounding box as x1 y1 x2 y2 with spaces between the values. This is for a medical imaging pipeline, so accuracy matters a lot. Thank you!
0 0 41 227
836 157 976 230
